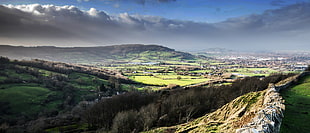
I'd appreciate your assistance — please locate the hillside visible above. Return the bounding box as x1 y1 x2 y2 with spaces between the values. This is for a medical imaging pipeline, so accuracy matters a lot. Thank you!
78 73 293 133
0 44 196 64
145 91 266 133
145 73 304 133
0 56 300 133
0 57 143 127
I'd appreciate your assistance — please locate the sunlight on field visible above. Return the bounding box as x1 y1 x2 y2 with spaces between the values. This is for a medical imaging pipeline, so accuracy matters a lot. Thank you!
130 75 210 86
228 68 277 76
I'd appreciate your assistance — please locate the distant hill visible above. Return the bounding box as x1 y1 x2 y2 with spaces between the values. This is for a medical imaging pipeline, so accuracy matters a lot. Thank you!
0 44 196 64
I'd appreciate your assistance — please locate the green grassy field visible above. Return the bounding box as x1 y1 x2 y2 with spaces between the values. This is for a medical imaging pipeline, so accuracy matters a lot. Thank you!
0 83 62 119
0 62 159 123
0 76 7 80
39 69 67 77
164 61 200 66
228 67 277 76
0 66 107 121
4 69 36 80
68 72 108 90
189 70 212 73
99 50 192 63
130 75 210 86
280 75 310 133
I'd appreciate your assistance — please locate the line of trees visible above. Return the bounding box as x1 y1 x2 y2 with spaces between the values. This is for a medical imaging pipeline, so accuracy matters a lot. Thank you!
12 59 136 84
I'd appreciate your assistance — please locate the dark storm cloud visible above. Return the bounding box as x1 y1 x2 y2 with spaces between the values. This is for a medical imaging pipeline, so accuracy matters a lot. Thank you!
0 3 310 50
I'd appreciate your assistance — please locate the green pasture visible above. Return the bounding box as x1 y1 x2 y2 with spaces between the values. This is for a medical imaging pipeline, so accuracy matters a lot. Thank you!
0 76 7 81
189 70 212 73
68 72 108 90
164 61 200 66
130 75 210 86
228 67 276 76
39 69 67 77
228 67 276 72
0 66 110 121
154 74 203 79
4 69 35 81
209 62 225 65
280 75 310 133
0 83 62 118
103 65 166 71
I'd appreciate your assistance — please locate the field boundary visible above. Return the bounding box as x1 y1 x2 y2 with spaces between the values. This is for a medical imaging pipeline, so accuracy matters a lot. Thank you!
236 72 309 133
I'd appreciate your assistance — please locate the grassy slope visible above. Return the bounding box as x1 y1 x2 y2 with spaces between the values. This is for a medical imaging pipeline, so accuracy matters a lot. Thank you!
0 65 107 120
145 90 266 133
280 75 310 133
0 84 61 117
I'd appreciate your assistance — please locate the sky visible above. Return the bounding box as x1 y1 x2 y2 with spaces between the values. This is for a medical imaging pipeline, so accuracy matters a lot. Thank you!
0 0 310 51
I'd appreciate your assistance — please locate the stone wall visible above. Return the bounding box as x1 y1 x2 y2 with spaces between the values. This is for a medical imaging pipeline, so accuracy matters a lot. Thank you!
236 72 309 133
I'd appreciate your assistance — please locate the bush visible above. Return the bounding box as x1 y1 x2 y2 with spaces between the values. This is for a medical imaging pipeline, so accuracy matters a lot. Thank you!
138 104 158 131
111 110 139 133
306 65 310 71
84 92 158 129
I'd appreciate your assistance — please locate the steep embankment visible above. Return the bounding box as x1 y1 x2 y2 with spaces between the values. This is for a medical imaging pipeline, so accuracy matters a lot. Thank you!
0 44 195 63
146 74 302 133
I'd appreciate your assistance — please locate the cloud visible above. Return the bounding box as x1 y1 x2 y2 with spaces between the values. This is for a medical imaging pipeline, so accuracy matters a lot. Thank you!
217 3 310 32
113 3 120 8
103 0 176 5
270 0 286 6
77 0 91 2
0 3 310 51
157 0 176 3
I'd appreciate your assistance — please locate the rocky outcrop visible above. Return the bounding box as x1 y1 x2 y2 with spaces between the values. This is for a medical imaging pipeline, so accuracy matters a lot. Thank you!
236 73 308 133
236 84 285 133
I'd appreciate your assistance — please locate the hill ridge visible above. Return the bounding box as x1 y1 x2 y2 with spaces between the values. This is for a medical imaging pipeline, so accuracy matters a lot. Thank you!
0 44 195 64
